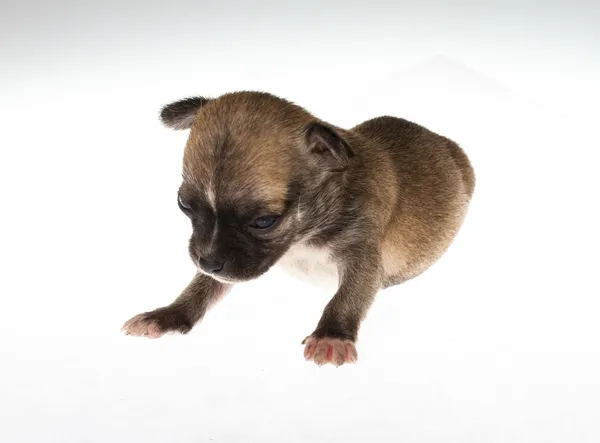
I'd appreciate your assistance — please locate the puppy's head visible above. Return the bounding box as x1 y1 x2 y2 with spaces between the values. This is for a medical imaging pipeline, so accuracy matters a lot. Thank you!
160 91 354 283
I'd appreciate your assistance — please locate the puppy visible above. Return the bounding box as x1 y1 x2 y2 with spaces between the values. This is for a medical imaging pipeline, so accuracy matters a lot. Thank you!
122 91 475 366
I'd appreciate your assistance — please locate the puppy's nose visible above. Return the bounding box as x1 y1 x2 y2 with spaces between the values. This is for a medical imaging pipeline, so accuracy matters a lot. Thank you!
198 257 225 274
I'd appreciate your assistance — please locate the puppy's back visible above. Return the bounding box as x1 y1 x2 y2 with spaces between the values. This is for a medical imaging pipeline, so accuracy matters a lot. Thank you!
351 116 475 284
353 116 474 198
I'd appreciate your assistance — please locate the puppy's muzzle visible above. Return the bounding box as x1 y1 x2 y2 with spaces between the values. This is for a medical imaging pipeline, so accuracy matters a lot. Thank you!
198 256 225 274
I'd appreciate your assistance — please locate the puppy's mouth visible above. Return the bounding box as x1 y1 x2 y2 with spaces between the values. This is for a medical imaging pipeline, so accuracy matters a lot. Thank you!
195 266 248 284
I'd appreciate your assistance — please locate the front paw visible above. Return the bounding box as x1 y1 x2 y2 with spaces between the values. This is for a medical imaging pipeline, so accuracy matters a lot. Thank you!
121 307 192 338
302 335 358 367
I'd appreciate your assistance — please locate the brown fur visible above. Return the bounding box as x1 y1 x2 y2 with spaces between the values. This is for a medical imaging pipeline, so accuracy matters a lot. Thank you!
122 91 475 366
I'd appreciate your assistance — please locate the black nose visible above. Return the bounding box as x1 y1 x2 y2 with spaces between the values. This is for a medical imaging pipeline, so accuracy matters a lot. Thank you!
198 257 225 273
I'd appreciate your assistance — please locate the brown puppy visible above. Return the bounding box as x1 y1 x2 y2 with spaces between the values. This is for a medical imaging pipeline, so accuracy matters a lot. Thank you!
122 91 475 366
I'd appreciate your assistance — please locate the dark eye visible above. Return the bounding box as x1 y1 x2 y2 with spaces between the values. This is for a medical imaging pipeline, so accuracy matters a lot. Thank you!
251 215 279 230
178 194 192 211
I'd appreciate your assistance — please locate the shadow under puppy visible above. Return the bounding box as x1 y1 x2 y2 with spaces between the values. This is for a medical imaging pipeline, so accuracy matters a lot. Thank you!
122 91 475 366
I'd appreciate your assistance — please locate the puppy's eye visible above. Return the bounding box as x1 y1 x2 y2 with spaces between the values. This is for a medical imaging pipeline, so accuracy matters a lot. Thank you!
251 216 279 230
178 194 192 211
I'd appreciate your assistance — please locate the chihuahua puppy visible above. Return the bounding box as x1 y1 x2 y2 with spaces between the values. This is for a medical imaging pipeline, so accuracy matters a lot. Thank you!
122 91 475 366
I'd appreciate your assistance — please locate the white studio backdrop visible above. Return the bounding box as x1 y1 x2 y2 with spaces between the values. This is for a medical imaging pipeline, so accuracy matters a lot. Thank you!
0 1 599 442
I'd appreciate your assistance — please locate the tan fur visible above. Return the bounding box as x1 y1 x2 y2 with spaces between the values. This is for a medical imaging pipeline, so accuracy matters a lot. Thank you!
183 93 310 208
350 117 475 285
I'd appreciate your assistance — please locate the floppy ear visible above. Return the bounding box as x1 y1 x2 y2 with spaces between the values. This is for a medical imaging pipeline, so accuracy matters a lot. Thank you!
304 122 355 172
159 97 210 130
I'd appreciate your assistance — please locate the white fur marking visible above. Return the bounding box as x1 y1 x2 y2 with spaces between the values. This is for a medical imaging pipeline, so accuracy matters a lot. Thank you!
206 180 217 211
278 243 339 289
208 220 219 252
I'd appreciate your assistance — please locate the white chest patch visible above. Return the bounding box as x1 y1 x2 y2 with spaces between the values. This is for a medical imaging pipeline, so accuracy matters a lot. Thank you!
277 243 339 289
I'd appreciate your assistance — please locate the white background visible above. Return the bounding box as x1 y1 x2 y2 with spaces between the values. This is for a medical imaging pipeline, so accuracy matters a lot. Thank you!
1 1 599 442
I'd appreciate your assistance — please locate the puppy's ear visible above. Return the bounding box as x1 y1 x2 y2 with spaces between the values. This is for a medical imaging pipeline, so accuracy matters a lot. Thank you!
304 122 355 172
159 97 210 130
